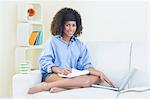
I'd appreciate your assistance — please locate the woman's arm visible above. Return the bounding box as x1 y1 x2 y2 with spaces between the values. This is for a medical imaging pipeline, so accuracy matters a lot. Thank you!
51 66 72 75
86 67 115 87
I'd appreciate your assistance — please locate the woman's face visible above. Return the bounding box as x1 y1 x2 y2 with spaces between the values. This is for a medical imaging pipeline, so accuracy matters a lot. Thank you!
63 21 77 38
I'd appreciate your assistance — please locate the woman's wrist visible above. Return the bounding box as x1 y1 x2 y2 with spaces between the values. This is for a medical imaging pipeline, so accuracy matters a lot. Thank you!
86 67 102 77
51 66 62 74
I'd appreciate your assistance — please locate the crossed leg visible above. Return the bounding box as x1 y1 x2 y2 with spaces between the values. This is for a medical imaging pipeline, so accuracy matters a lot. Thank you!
28 74 101 94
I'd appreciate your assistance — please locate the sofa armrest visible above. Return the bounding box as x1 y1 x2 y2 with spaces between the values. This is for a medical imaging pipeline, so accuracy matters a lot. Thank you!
12 70 41 99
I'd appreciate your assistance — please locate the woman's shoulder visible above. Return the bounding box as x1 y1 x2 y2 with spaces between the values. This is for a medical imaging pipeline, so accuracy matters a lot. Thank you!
51 35 60 40
46 35 59 42
44 36 55 45
74 37 87 48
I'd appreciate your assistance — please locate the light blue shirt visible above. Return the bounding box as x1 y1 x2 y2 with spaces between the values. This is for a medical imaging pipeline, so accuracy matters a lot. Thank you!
39 35 93 80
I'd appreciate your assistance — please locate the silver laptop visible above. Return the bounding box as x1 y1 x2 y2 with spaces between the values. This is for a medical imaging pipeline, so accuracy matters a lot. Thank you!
92 68 137 91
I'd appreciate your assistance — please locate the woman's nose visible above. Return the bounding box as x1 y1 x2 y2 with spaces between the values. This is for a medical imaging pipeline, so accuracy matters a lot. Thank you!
68 26 74 31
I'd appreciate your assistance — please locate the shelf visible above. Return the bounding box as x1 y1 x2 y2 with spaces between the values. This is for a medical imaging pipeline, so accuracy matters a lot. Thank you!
27 20 42 25
16 45 44 50
17 3 42 22
28 45 44 49
17 23 43 46
15 46 43 73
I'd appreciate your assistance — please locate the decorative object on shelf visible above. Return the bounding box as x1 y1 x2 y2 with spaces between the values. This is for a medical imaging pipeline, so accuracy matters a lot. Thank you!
27 8 35 17
18 3 42 22
17 23 43 46
29 31 43 45
19 61 31 74
27 7 36 20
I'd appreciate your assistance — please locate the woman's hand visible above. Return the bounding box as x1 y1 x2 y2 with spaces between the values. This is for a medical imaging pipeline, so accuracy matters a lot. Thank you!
60 68 72 75
86 67 115 87
51 66 72 75
98 71 115 87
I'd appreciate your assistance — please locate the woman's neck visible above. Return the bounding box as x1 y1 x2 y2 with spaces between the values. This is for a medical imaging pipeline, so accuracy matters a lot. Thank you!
62 35 71 43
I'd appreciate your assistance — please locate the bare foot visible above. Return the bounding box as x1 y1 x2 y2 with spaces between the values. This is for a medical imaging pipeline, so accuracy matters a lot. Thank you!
28 82 49 94
49 87 67 93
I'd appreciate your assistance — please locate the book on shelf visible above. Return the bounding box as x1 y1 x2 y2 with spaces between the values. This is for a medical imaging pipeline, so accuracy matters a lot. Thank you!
29 31 38 45
38 31 43 45
34 31 43 45
29 31 43 45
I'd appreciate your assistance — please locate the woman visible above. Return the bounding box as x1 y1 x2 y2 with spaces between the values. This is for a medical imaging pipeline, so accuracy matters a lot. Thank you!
28 7 114 94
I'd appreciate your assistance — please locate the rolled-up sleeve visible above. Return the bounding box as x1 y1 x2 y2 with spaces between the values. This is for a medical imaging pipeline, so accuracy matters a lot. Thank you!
77 43 93 70
39 39 55 74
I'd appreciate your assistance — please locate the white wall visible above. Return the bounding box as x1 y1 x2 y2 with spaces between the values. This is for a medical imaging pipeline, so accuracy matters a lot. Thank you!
0 1 17 97
42 0 147 42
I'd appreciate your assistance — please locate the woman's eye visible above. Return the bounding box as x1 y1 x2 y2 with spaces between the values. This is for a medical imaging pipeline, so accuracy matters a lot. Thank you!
73 24 76 27
65 24 76 27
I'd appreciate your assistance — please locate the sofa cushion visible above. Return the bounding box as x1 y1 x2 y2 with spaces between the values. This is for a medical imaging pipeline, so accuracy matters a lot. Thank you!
129 41 149 88
12 70 41 99
30 87 118 99
85 41 131 88
117 90 150 99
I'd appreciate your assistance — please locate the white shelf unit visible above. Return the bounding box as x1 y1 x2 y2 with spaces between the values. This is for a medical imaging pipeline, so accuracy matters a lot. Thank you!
16 3 43 73
15 47 43 73
17 22 43 46
17 3 42 22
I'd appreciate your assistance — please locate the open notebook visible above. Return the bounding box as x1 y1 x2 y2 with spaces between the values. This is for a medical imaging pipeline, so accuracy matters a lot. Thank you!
92 68 137 92
58 69 90 78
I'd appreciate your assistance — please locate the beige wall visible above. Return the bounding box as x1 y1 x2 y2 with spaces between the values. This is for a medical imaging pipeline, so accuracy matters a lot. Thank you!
148 0 150 86
0 1 17 97
0 0 148 97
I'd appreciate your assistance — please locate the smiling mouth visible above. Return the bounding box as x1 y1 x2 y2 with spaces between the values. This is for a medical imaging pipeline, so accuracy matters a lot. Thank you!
68 32 73 35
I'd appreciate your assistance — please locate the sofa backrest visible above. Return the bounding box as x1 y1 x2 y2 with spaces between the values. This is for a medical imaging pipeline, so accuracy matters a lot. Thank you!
129 41 149 88
85 41 131 88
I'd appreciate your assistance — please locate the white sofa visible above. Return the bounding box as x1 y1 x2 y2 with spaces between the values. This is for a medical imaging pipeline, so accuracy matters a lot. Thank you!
12 41 150 99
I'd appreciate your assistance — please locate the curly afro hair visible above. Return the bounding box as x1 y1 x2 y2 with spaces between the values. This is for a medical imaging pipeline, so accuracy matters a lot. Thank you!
51 7 83 37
